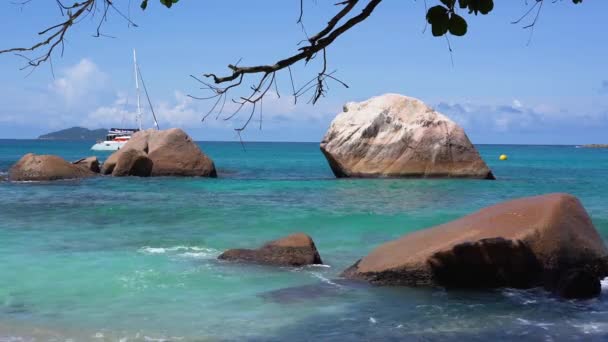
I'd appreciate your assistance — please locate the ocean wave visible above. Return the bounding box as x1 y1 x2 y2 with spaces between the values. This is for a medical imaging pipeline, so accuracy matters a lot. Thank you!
516 318 554 331
309 272 343 288
138 246 220 259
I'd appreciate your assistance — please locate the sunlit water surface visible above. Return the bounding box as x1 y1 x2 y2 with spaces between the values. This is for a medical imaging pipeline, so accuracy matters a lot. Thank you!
1 140 607 341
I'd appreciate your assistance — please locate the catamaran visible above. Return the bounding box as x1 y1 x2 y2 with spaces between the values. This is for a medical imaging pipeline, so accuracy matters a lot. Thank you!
91 50 159 151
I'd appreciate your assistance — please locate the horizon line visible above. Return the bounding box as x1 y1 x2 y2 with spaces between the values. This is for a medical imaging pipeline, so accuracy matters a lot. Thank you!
0 138 599 147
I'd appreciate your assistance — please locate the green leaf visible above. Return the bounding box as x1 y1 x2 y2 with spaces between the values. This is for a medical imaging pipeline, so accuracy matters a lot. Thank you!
448 14 467 36
440 0 456 9
160 0 179 8
572 0 582 3
467 0 494 15
478 0 494 15
458 0 468 9
426 6 450 37
140 0 148 10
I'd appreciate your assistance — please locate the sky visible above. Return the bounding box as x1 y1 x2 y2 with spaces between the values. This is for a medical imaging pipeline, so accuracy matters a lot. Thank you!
0 0 607 144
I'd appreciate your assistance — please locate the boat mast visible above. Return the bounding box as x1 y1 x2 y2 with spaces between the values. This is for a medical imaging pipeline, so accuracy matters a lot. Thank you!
133 49 143 131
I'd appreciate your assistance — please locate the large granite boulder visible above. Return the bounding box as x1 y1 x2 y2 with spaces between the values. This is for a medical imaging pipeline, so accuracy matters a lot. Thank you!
73 156 100 173
111 149 153 177
320 94 494 179
342 193 608 299
9 153 95 181
101 128 217 177
218 233 323 267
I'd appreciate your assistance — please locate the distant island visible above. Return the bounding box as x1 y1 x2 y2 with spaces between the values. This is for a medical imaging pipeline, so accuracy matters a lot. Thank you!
580 144 608 149
38 127 107 140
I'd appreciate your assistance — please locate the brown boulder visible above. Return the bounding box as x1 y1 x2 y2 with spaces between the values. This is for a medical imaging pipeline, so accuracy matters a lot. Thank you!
9 153 95 181
218 233 323 267
111 149 153 177
101 128 216 177
342 193 608 298
73 156 100 173
320 94 494 179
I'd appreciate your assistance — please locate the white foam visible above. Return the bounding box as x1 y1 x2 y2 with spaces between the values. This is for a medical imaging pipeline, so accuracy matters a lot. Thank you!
369 317 377 324
516 318 554 330
138 246 219 259
600 277 608 292
573 322 606 334
310 272 343 288
178 250 218 259
139 247 167 254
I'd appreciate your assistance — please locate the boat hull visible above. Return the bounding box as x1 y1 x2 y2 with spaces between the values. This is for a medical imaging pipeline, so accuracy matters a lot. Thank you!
91 141 127 151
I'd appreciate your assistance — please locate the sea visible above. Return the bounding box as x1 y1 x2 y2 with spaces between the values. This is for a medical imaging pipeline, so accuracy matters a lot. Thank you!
1 140 607 341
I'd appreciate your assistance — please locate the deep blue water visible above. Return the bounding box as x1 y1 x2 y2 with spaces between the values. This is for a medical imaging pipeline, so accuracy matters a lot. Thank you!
1 140 608 341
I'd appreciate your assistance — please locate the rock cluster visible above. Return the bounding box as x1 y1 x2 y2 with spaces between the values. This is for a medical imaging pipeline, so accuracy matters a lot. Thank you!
101 128 216 177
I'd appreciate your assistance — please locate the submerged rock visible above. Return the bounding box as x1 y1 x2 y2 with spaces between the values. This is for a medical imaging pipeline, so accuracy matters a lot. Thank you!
101 128 216 177
320 94 494 179
72 156 100 173
218 233 323 267
260 279 370 304
9 153 95 181
342 193 608 299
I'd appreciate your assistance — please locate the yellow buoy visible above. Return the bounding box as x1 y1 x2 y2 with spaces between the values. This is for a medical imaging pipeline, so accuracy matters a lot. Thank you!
499 154 508 161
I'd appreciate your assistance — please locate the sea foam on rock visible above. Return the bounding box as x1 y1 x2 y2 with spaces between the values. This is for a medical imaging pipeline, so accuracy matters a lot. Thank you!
342 193 608 299
9 153 95 181
101 128 217 177
218 233 323 267
320 94 494 179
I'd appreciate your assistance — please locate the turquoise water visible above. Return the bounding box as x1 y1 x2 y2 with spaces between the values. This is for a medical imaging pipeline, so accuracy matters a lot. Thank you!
1 140 608 341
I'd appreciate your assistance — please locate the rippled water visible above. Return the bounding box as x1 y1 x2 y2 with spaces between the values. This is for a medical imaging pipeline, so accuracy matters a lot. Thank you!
1 140 607 341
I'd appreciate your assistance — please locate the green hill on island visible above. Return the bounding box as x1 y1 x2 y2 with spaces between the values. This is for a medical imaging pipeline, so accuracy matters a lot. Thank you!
38 127 107 140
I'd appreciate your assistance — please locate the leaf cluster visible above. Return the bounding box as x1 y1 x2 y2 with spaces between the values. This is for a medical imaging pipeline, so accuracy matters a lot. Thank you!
140 0 179 10
426 0 583 38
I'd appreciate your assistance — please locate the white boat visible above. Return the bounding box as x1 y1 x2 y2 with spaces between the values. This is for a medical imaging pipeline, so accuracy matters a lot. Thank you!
91 128 139 151
91 50 158 151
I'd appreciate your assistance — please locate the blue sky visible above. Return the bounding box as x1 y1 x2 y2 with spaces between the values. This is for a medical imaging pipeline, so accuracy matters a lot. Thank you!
0 0 606 144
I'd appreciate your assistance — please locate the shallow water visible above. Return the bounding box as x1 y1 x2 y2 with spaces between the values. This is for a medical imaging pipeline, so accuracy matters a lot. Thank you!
1 140 607 341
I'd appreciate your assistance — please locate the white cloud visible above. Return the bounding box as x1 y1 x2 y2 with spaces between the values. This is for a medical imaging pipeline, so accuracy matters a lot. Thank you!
82 94 136 129
436 99 608 134
1 57 340 139
49 58 109 107
512 99 522 108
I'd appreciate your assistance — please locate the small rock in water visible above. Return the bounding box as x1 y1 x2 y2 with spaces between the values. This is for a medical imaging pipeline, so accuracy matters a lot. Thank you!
218 233 323 267
73 156 100 173
111 149 153 177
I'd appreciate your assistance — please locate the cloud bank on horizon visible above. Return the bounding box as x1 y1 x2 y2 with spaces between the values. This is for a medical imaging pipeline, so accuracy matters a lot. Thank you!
1 58 607 144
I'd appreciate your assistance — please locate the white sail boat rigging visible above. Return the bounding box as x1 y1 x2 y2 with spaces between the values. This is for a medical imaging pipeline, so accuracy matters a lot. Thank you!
91 49 159 151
